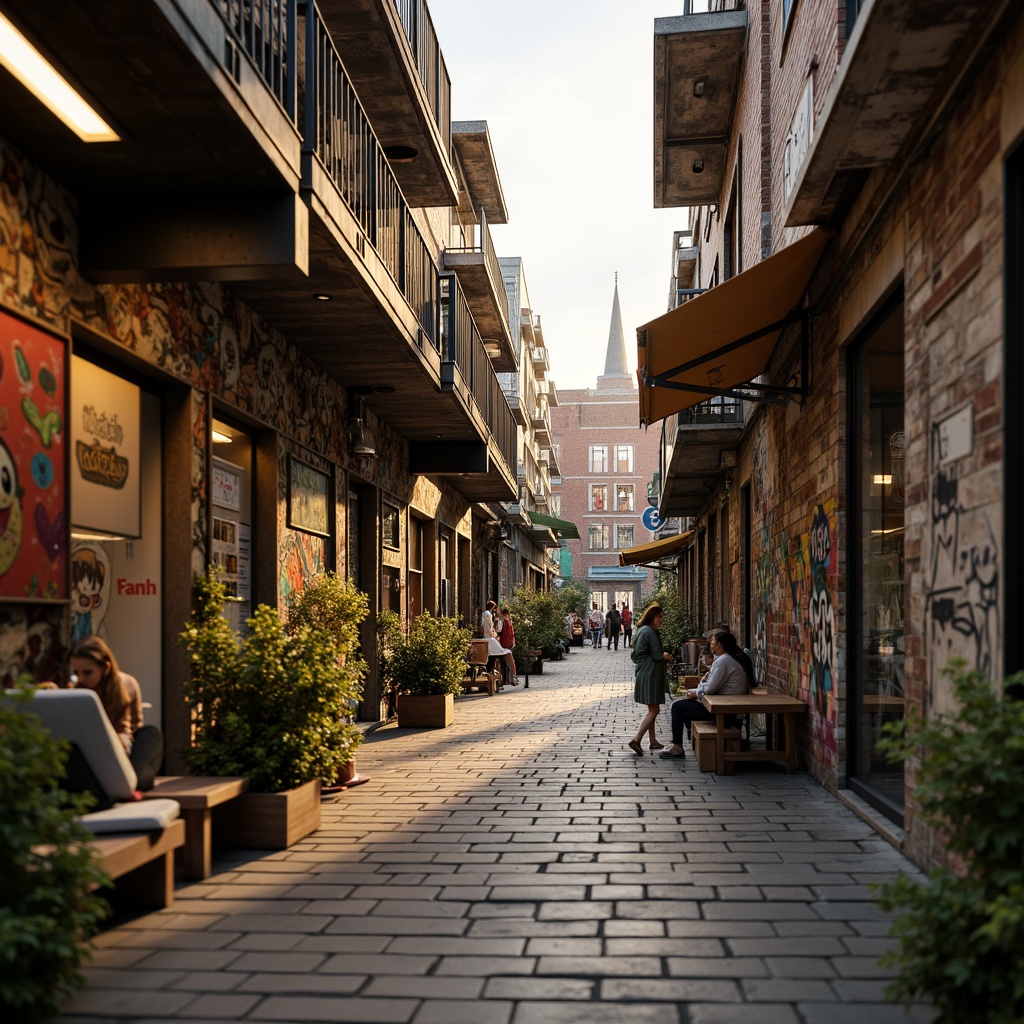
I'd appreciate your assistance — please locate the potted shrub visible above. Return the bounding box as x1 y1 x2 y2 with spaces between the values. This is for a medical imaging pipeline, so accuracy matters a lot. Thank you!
507 588 565 677
390 612 472 728
0 691 109 1022
180 568 363 848
287 571 368 789
376 609 403 720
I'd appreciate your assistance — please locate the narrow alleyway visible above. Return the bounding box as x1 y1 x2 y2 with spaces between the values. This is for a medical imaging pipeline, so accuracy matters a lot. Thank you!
62 649 933 1024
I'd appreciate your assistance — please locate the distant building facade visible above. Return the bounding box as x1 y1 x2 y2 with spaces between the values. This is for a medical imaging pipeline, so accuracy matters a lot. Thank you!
551 282 661 612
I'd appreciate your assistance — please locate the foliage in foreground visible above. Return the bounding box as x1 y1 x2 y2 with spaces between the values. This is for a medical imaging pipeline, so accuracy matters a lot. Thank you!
875 665 1024 1024
0 691 109 1021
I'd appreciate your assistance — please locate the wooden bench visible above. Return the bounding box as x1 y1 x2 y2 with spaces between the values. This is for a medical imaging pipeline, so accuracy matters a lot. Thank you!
691 720 741 773
90 818 186 908
144 776 249 880
462 639 498 696
701 693 808 774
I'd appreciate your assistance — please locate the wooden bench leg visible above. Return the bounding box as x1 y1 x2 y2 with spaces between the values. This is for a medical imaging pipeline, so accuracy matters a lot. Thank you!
181 807 213 881
116 850 175 908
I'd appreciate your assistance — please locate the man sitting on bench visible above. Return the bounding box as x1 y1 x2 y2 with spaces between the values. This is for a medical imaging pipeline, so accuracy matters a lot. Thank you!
659 628 755 760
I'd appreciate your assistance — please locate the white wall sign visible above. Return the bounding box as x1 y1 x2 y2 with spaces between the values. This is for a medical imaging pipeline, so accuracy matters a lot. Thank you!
936 405 973 466
784 77 814 199
71 356 141 538
212 458 242 511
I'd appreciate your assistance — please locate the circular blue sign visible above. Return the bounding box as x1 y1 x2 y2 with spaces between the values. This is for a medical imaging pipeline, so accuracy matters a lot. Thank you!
641 506 662 532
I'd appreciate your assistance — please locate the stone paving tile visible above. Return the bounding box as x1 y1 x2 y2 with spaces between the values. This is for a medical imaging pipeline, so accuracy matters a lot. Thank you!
60 655 932 1022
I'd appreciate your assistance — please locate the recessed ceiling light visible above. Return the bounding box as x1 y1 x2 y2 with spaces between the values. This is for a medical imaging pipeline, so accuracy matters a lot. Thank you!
313 293 332 301
0 11 119 142
383 144 418 163
692 159 705 174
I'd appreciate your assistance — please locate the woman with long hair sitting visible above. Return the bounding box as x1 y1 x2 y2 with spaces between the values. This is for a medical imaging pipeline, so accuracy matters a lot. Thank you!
68 635 163 790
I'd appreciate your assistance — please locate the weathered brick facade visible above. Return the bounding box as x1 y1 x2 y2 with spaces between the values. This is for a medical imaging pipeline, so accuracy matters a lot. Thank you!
656 0 1023 868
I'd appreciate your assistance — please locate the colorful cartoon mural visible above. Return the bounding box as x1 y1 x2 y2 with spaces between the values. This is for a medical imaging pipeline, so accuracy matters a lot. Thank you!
0 307 66 599
70 541 112 642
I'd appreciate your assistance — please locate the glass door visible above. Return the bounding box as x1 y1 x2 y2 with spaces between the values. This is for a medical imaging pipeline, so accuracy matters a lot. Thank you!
848 296 906 822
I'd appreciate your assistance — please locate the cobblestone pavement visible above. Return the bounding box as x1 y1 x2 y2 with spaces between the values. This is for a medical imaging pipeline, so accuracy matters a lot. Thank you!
61 645 933 1023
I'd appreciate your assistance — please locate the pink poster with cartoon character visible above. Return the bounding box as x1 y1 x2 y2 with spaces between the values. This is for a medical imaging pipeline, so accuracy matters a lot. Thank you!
0 308 66 600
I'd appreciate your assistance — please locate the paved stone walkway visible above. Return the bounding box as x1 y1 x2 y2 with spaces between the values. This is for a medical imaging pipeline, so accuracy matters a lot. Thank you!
60 645 933 1023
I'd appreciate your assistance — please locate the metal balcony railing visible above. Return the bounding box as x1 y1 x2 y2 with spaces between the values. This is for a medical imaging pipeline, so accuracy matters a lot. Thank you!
681 0 744 12
677 398 744 426
219 0 297 119
305 4 437 346
439 274 517 475
391 0 452 155
444 212 511 324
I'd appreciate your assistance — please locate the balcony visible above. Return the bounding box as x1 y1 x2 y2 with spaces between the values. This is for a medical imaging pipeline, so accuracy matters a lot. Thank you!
412 272 517 501
546 381 559 408
654 1 748 208
659 398 745 517
317 0 457 207
785 0 1000 225
0 0 306 280
442 213 515 371
531 343 550 379
500 373 530 428
531 402 552 449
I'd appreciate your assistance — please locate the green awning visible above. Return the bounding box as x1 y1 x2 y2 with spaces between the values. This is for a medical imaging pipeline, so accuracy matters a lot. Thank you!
528 511 581 540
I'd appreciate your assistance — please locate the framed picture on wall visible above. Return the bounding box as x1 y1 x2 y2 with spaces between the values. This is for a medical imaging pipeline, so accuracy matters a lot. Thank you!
0 307 70 601
287 456 331 537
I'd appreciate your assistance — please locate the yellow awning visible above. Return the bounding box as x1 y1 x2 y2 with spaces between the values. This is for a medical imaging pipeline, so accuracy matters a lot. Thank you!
619 531 693 567
636 228 829 426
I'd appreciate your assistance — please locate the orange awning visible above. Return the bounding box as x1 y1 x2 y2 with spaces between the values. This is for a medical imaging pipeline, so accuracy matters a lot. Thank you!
619 531 693 567
636 228 829 426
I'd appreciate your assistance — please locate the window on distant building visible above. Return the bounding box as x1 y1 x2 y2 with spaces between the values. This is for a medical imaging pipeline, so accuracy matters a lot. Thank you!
616 524 634 549
588 524 609 550
589 445 608 473
614 444 634 473
617 484 635 511
590 484 608 511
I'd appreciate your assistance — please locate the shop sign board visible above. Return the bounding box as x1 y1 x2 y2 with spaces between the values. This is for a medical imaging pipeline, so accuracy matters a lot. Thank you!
0 308 68 600
70 356 141 539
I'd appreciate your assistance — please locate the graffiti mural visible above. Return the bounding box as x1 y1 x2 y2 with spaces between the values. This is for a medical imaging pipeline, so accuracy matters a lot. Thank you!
925 433 999 690
808 503 836 737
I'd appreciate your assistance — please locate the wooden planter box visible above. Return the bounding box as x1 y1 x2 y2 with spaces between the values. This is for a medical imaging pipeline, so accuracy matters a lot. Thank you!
214 778 321 850
398 692 454 728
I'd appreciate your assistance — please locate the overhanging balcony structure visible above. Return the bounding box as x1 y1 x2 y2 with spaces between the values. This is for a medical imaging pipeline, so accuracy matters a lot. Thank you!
785 0 1007 226
231 6 514 500
530 399 552 449
654 1 748 208
317 0 456 207
0 0 306 281
659 400 745 518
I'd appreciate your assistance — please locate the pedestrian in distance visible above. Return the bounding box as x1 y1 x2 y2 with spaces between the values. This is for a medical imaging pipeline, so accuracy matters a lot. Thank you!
659 628 754 759
606 605 622 651
628 604 672 755
588 603 605 649
621 602 633 648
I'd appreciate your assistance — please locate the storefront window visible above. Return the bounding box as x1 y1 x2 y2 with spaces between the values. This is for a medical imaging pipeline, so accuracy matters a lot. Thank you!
849 298 905 822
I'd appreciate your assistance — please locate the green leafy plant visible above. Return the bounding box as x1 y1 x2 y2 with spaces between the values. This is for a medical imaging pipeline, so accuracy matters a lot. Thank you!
0 691 109 1022
507 587 566 665
874 664 1024 1023
389 613 472 697
649 585 698 657
376 609 403 716
180 567 367 791
553 577 591 620
287 571 368 763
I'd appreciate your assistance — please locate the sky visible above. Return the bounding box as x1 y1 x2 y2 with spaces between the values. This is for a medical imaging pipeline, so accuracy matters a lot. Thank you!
429 1 687 391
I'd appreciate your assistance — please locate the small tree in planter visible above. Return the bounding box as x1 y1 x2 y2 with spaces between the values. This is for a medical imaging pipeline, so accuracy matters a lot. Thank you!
389 613 472 728
507 587 565 670
287 571 369 783
0 692 109 1022
180 568 363 847
651 585 698 659
376 609 403 720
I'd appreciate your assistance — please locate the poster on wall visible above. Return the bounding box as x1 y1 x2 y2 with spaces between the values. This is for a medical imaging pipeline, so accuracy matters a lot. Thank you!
70 355 140 538
212 516 239 597
288 456 330 537
0 309 68 600
212 458 242 511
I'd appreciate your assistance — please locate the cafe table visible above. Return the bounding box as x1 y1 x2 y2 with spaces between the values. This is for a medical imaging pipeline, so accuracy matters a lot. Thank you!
700 692 808 775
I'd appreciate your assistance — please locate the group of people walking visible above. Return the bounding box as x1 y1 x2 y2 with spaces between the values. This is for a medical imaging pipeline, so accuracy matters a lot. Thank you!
586 602 632 651
628 607 754 760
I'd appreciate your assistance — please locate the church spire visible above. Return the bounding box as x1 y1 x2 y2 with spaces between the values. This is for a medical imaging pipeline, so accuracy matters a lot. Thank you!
598 274 631 386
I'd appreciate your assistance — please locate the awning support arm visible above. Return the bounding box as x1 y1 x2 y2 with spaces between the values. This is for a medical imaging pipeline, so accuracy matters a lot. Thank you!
647 309 810 406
